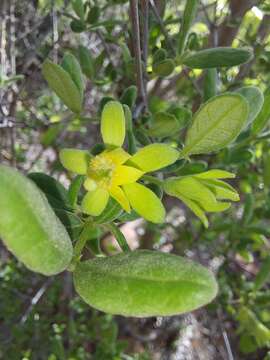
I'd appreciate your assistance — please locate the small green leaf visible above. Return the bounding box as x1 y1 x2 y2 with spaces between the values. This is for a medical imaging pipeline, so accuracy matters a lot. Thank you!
105 223 130 252
235 86 264 126
153 59 175 77
42 60 82 113
182 47 253 69
153 48 167 63
72 0 84 20
0 165 73 275
61 52 85 99
254 256 270 291
252 88 270 135
120 85 137 109
78 45 95 79
147 112 181 138
73 250 218 317
70 19 86 33
169 106 192 129
87 5 100 24
182 93 249 156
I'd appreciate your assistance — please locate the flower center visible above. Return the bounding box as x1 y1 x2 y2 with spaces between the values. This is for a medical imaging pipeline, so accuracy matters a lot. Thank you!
87 154 115 189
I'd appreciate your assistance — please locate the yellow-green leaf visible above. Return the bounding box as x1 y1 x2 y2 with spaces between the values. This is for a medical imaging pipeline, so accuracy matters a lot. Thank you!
101 101 126 147
182 93 249 156
123 183 165 223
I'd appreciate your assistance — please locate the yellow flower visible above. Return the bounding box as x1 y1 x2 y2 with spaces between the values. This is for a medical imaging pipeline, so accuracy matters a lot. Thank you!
60 101 179 223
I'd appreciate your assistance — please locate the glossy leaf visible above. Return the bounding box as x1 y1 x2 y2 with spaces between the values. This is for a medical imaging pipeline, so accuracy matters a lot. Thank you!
74 250 218 317
42 60 82 113
182 93 249 156
183 47 253 69
0 165 73 275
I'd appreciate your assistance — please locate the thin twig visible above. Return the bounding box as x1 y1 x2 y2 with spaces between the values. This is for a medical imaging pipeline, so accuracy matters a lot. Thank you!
149 0 176 55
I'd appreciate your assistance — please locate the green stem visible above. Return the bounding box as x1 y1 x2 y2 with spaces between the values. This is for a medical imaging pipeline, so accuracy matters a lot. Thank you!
142 175 163 186
105 223 130 252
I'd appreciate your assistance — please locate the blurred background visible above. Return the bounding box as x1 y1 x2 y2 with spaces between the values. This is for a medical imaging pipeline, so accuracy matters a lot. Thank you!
1 0 270 359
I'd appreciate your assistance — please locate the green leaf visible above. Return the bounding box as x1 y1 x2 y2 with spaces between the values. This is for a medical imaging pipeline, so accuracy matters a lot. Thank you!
120 85 137 109
61 52 85 99
0 165 73 275
178 0 199 55
252 89 270 135
254 256 270 291
147 112 181 138
28 172 70 206
41 123 64 147
78 45 95 79
72 0 84 20
152 59 175 77
182 47 253 69
181 93 249 156
87 5 100 24
70 19 86 33
169 106 192 129
105 223 130 252
235 86 264 126
42 60 82 113
73 250 218 317
68 175 84 208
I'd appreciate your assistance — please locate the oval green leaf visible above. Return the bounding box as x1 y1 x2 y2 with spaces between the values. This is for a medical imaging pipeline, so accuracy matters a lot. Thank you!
182 47 253 69
61 52 85 99
0 165 73 275
182 93 249 156
73 250 218 317
42 60 82 114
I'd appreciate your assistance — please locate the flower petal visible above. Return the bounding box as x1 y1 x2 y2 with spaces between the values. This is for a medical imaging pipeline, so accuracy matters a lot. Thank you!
81 188 109 216
101 101 125 147
84 178 97 191
60 149 90 174
112 165 144 185
123 183 165 223
129 144 179 172
102 147 131 165
110 185 130 212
